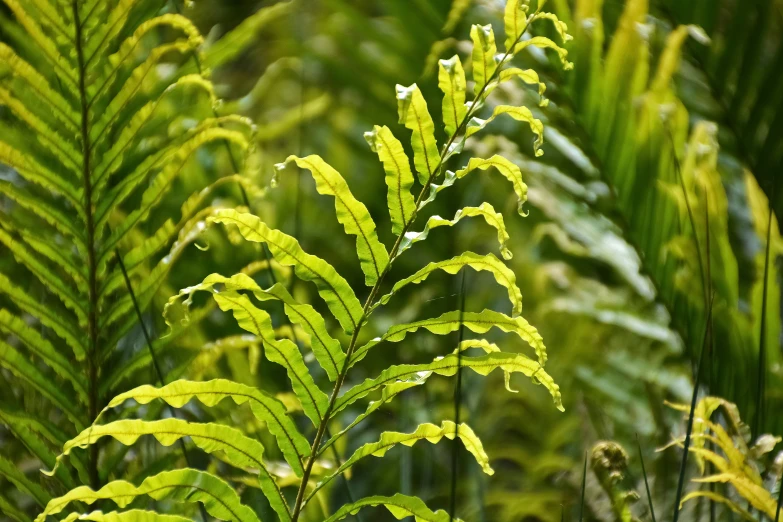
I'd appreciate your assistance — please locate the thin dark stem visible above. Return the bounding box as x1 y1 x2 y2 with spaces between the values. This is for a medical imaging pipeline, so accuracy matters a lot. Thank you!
754 177 777 436
449 271 468 522
72 0 100 490
636 435 656 522
579 453 587 522
672 293 715 522
115 250 209 522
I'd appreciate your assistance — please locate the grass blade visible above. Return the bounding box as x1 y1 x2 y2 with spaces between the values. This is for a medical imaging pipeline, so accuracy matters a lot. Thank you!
636 435 656 522
579 453 587 522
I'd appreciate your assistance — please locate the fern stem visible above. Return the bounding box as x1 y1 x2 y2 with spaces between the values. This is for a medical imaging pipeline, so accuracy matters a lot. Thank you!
290 14 538 520
449 271 467 522
72 0 100 490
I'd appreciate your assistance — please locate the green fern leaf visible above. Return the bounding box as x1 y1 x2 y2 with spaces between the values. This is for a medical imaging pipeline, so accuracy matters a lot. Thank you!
504 0 530 51
0 455 50 508
465 105 544 156
437 55 467 137
60 511 191 522
324 493 461 522
337 352 562 415
308 421 492 502
350 309 546 367
471 24 498 97
37 469 259 522
277 155 389 286
48 418 290 521
210 209 363 333
365 125 417 235
447 156 530 215
204 290 329 426
375 252 522 316
396 83 439 184
200 1 292 71
0 309 87 398
100 380 310 476
399 205 512 259
167 272 345 381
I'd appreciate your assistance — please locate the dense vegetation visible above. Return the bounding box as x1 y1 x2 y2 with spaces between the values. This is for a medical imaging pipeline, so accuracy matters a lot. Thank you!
0 0 781 521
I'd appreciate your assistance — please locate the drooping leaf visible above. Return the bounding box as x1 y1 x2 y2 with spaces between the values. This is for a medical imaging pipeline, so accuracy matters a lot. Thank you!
36 469 259 522
182 288 329 426
337 352 563 414
47 419 290 522
465 105 544 156
99 380 310 476
166 272 345 382
309 421 492 500
350 309 546 366
276 155 389 286
453 156 529 214
365 125 417 235
209 210 363 333
324 494 460 522
398 204 512 259
375 252 522 315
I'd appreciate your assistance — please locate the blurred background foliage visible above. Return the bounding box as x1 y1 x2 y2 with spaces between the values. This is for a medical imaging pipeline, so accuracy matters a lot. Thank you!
1 0 782 521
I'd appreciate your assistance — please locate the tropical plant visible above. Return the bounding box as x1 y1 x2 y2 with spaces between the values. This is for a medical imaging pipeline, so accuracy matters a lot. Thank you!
666 396 783 520
28 1 573 521
0 0 290 518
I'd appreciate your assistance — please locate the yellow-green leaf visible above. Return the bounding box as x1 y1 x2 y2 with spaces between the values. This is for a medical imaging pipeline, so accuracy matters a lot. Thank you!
365 125 416 235
209 210 363 333
437 55 467 136
277 155 389 286
471 24 498 95
465 105 544 156
100 380 310 476
396 83 440 184
325 494 460 522
399 203 512 259
350 309 547 367
376 252 521 316
37 469 259 522
453 156 529 213
504 0 530 51
47 419 290 522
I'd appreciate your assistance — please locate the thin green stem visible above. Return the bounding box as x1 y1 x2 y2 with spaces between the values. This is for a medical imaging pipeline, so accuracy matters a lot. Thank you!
290 13 538 520
72 0 100 490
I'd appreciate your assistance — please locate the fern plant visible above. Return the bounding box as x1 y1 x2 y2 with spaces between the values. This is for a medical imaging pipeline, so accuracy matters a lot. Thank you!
0 0 291 517
665 396 783 520
33 1 572 521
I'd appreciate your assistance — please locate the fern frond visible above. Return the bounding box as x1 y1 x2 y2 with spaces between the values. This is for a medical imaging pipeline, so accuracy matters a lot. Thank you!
61 510 191 522
398 203 512 259
437 55 467 136
350 309 546 366
365 125 417 235
49 418 290 521
307 421 492 502
471 24 498 97
210 209 363 333
396 83 439 184
101 379 310 475
166 272 345 381
37 469 259 522
324 494 462 522
375 252 522 315
277 155 390 286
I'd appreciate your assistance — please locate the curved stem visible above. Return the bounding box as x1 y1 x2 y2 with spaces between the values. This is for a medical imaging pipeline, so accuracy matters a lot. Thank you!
289 13 537 520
